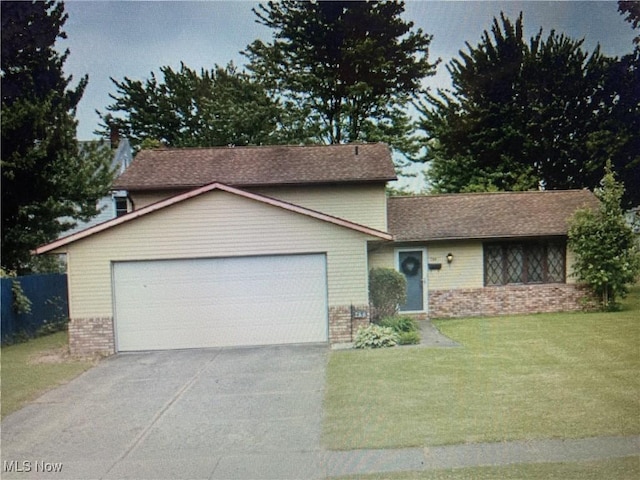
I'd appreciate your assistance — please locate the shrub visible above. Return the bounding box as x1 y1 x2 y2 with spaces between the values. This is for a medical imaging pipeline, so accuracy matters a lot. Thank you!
354 324 398 349
568 162 640 309
1 268 32 315
379 315 421 345
369 268 406 321
396 331 421 345
379 315 418 333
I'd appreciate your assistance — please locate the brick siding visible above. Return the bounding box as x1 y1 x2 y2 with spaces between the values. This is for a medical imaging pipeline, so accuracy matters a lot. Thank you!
329 305 370 344
68 317 115 357
429 284 597 319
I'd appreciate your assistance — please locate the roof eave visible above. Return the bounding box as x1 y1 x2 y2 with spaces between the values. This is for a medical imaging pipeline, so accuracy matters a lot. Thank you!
393 232 569 242
113 177 397 192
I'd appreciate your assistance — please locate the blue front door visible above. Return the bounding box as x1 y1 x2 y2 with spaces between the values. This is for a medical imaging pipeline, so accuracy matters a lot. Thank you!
398 250 424 311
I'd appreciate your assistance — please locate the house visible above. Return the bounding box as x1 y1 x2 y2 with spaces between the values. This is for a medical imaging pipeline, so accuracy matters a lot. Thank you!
60 136 133 236
370 190 599 319
35 143 599 356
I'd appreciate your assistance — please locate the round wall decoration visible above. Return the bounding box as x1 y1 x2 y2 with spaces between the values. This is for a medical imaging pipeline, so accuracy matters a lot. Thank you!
401 256 420 276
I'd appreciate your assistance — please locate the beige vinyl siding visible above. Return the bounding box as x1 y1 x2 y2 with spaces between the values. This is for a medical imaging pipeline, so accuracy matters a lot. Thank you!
426 242 484 289
132 184 388 230
250 184 388 231
131 190 186 209
63 190 375 320
368 245 395 271
368 240 576 290
432 240 574 288
367 241 484 290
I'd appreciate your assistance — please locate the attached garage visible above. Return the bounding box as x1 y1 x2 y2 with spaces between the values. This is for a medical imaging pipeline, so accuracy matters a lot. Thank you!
112 254 328 351
35 182 392 356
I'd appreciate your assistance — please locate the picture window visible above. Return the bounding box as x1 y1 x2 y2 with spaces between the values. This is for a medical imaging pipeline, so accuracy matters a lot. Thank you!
484 241 565 286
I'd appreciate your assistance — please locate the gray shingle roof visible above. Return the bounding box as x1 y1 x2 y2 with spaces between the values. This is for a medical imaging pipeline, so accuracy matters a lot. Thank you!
388 190 599 241
113 143 396 191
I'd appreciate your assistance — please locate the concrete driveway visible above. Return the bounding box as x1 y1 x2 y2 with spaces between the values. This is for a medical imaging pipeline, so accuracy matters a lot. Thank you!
1 344 328 479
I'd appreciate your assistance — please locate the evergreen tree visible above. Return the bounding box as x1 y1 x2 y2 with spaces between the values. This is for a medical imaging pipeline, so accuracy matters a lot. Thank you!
592 47 640 208
419 12 638 205
99 63 294 149
243 0 437 157
610 2 640 206
618 0 640 45
1 1 114 273
420 14 536 192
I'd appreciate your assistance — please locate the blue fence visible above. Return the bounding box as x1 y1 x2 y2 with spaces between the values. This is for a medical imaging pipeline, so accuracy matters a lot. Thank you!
1 274 69 343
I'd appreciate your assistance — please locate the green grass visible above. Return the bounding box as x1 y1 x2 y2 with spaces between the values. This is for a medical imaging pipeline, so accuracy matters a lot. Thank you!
1 331 95 418
323 286 640 450
336 456 640 480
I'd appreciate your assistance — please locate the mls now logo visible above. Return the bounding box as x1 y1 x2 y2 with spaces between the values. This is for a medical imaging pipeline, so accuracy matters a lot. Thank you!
3 460 63 473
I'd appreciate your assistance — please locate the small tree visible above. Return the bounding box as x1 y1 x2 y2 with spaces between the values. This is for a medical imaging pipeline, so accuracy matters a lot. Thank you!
369 268 407 321
568 161 640 309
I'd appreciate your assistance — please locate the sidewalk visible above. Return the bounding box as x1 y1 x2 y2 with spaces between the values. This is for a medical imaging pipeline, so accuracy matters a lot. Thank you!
417 320 460 347
323 435 640 477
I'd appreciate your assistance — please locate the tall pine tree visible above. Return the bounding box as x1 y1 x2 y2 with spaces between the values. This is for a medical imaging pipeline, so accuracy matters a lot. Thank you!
244 0 438 158
420 14 536 193
419 12 638 205
99 63 294 150
2 1 114 273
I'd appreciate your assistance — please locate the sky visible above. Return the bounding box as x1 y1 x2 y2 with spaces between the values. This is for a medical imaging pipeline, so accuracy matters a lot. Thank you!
58 1 637 141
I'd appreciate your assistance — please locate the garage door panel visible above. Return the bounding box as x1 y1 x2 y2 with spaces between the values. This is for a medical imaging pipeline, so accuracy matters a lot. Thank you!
118 317 328 352
113 255 328 351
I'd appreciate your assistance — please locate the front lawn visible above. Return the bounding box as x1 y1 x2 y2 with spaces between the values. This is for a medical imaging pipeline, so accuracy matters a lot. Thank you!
323 286 640 450
1 331 96 418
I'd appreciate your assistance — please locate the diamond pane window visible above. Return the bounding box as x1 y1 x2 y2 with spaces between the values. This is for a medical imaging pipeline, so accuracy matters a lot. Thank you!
527 245 545 283
484 241 566 286
547 244 565 282
506 245 524 283
485 245 503 286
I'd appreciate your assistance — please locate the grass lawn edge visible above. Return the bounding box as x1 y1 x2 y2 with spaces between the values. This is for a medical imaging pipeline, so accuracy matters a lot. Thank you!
323 286 640 451
1 331 98 419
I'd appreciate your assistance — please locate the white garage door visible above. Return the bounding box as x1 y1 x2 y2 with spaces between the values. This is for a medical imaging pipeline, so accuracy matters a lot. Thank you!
113 254 328 351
